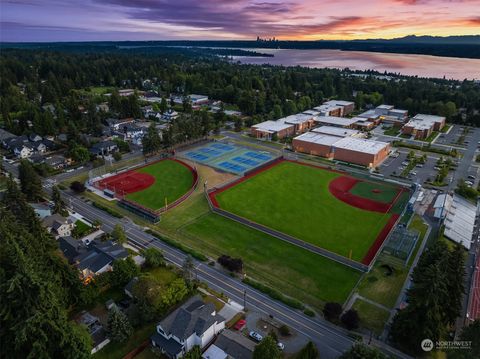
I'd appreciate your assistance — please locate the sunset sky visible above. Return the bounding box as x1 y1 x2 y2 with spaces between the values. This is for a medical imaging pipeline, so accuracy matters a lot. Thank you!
1 0 479 42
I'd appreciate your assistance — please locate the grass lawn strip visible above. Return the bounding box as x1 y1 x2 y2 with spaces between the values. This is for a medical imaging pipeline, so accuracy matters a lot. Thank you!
125 160 193 210
352 298 390 335
215 161 391 262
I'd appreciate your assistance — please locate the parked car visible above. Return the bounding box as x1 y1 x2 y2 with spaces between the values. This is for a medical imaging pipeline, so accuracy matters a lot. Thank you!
233 319 246 331
416 164 423 168
468 175 476 180
402 161 409 166
277 342 285 351
249 331 263 342
466 181 474 186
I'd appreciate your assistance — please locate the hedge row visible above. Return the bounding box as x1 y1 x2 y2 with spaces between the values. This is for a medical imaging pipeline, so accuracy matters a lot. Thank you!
242 277 304 310
145 229 208 262
92 202 123 218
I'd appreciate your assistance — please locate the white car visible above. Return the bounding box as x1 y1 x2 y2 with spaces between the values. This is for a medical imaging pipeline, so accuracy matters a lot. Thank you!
277 342 285 351
249 331 263 342
466 181 474 186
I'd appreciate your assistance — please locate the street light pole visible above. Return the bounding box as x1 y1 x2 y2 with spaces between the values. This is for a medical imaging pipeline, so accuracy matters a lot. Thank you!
243 289 247 310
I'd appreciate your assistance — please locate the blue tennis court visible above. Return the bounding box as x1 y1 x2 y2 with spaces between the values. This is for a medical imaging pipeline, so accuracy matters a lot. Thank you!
180 142 277 175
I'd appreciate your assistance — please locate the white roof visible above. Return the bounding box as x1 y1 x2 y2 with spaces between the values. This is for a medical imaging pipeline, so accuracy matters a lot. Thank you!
323 100 354 107
202 344 227 359
293 132 340 146
252 120 294 133
313 104 342 115
413 114 445 123
443 194 476 249
312 126 360 138
389 108 408 115
280 114 314 125
358 110 381 119
333 137 389 154
303 110 320 116
313 116 358 127
376 105 394 110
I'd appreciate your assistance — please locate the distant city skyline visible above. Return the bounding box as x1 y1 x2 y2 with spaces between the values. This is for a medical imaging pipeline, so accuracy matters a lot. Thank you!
1 0 479 42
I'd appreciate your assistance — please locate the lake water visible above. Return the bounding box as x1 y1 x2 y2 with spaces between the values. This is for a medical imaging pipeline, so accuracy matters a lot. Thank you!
234 49 480 81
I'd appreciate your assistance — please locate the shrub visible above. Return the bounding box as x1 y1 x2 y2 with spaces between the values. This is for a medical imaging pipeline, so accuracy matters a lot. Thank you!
323 302 343 322
70 181 86 193
279 324 291 336
217 255 243 272
341 309 360 330
303 309 315 317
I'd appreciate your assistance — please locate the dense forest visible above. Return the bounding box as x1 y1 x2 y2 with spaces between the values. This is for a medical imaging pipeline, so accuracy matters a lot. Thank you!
3 36 480 59
1 47 480 141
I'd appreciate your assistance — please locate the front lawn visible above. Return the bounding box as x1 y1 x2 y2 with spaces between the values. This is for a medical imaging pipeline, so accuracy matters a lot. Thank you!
352 299 390 335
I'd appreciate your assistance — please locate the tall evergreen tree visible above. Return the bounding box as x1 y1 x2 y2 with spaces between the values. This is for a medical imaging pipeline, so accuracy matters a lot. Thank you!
51 185 68 216
107 307 132 343
18 159 44 201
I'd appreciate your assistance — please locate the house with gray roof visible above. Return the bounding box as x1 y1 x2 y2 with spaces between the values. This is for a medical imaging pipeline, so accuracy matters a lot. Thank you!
203 330 254 359
42 213 75 237
151 295 225 358
73 240 128 280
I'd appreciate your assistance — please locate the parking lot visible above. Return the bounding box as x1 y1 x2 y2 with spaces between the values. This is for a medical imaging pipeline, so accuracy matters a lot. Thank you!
380 150 453 186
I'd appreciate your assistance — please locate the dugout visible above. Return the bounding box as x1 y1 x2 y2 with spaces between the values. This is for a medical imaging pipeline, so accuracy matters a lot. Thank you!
103 188 115 198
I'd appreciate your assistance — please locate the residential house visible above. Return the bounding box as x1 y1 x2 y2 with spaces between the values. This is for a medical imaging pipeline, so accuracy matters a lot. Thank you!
76 311 110 354
28 133 42 142
151 295 226 359
90 140 119 157
45 155 68 170
203 330 255 359
28 153 45 165
106 118 135 131
43 214 75 237
124 277 139 298
13 143 35 158
72 240 129 280
163 109 179 122
30 202 52 219
0 128 16 146
30 141 47 153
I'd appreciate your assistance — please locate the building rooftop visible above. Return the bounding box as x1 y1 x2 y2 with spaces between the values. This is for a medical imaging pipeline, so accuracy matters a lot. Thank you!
159 295 225 341
443 194 476 249
293 132 340 146
280 114 314 125
311 126 360 138
323 100 354 107
376 105 394 111
358 110 382 119
313 116 358 127
412 114 446 123
302 110 320 116
252 120 294 133
333 137 389 154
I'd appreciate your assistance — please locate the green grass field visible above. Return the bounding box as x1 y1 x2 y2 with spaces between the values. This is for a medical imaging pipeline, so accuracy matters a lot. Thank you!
182 212 361 305
125 160 194 210
349 181 400 204
215 161 392 262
